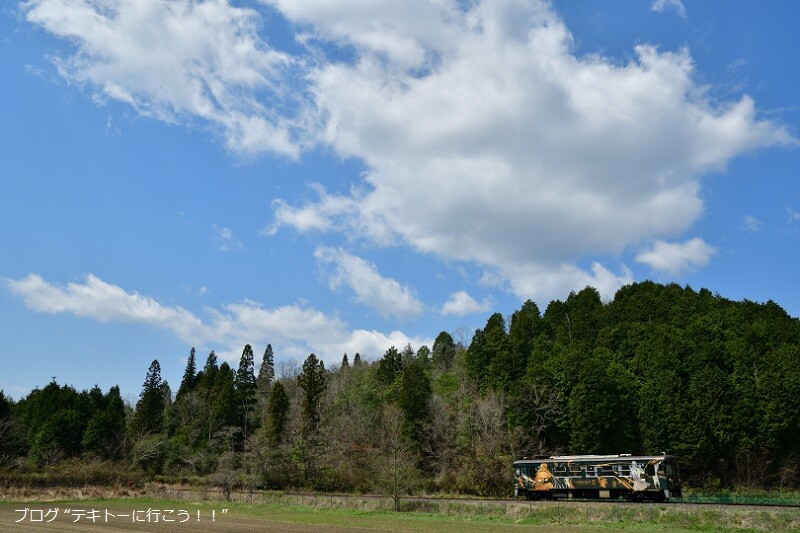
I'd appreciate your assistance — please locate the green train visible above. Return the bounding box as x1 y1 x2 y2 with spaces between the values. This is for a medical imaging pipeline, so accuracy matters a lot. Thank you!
513 454 682 502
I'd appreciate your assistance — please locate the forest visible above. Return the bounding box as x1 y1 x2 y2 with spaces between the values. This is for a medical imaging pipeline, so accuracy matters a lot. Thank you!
1 281 799 496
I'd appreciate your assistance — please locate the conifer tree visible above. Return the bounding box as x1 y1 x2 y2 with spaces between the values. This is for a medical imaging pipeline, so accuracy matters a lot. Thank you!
353 353 362 367
431 331 457 371
176 347 197 400
134 360 165 435
235 344 258 439
341 353 349 369
264 381 289 446
298 353 326 441
256 344 275 397
377 346 403 384
397 358 431 448
209 362 236 439
297 353 326 485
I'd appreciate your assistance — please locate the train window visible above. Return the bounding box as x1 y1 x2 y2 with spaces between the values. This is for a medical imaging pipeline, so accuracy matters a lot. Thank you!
569 464 583 474
585 466 597 477
554 465 567 475
617 464 631 477
599 465 615 475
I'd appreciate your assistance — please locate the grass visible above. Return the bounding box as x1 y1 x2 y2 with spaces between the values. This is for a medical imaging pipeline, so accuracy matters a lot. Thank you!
3 494 800 533
679 488 800 506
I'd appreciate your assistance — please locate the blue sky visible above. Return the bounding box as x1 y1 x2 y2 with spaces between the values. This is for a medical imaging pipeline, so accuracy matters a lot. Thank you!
1 0 798 402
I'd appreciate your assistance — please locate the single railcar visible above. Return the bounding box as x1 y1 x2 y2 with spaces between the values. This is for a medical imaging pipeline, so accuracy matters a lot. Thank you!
514 454 681 502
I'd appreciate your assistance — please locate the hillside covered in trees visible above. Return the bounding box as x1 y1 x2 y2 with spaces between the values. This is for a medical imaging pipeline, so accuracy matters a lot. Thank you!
1 281 799 495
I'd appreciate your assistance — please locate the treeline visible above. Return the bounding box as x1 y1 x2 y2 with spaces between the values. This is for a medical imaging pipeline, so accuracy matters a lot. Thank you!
1 281 799 495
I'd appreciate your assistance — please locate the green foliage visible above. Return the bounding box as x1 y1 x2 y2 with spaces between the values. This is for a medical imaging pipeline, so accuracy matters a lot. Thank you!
298 353 326 442
264 381 289 446
376 346 403 385
235 344 258 439
4 281 800 493
176 347 197 401
82 385 126 459
134 359 165 436
210 362 237 435
397 358 431 448
257 344 275 397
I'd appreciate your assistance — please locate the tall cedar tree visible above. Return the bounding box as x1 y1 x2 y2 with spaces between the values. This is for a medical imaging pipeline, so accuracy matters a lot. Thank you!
235 344 258 438
135 360 165 435
377 346 403 384
264 381 290 446
297 353 326 442
397 358 431 448
432 331 456 371
209 362 236 439
256 344 275 396
176 347 197 400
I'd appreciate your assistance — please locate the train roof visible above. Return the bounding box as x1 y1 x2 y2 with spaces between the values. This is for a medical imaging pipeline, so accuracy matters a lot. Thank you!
513 454 674 464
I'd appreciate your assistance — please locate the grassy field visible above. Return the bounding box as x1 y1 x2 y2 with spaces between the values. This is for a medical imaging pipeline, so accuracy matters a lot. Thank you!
3 495 800 533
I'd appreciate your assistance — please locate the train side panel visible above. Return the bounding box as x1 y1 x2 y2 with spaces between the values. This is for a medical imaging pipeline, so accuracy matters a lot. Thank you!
514 455 681 501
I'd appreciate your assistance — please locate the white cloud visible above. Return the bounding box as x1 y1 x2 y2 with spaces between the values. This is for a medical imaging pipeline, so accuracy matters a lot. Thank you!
498 262 634 303
741 215 762 232
314 247 424 318
4 273 427 364
441 291 493 316
25 1 794 301
651 0 687 19
636 238 716 275
24 0 300 156
267 0 791 300
4 273 204 342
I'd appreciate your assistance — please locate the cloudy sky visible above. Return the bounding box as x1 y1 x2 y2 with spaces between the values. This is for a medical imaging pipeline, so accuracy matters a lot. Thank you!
2 0 798 401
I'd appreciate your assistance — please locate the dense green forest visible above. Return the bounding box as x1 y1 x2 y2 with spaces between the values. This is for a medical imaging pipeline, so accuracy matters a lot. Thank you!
2 281 799 495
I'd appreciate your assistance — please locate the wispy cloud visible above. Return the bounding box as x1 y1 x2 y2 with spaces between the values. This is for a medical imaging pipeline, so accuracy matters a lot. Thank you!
741 215 762 233
212 224 244 252
23 0 300 156
314 247 424 319
651 0 687 19
4 273 428 363
636 238 716 275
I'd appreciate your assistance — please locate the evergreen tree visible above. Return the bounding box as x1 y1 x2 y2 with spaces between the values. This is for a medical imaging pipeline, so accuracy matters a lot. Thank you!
134 360 165 435
209 363 236 439
353 353 363 367
431 331 457 371
82 385 126 459
193 350 219 445
256 344 275 396
466 313 508 390
297 353 326 441
176 347 197 400
416 345 431 365
377 346 403 384
341 353 350 369
397 358 431 449
202 350 218 381
235 344 258 438
264 381 289 446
